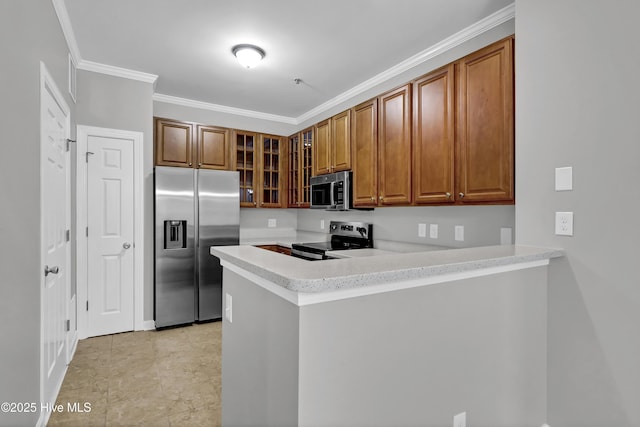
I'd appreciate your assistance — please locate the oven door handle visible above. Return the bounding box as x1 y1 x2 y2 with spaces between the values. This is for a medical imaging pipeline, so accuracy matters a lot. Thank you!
291 248 325 260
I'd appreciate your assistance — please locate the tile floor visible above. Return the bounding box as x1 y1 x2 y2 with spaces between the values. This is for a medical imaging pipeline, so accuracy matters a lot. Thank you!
47 321 221 427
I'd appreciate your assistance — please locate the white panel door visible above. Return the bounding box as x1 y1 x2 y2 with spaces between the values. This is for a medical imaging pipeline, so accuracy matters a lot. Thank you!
40 65 70 406
87 136 134 336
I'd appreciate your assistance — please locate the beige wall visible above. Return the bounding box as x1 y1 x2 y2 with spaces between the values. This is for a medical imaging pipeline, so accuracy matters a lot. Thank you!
515 1 640 425
0 1 75 426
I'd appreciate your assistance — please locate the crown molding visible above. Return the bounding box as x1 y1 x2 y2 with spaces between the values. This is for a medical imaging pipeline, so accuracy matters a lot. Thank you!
53 0 513 126
51 0 81 64
296 2 515 124
153 94 297 125
78 60 158 85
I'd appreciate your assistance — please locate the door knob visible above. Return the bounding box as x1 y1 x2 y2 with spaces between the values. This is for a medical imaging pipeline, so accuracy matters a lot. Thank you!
123 242 131 249
44 265 59 276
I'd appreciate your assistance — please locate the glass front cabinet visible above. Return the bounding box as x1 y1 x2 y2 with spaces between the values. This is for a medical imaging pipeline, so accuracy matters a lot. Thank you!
288 127 313 208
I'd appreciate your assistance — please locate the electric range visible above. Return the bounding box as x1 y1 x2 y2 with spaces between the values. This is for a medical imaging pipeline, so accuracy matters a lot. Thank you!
291 221 373 261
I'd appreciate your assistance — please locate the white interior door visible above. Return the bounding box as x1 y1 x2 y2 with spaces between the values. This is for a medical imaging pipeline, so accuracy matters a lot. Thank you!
86 135 134 336
40 63 70 406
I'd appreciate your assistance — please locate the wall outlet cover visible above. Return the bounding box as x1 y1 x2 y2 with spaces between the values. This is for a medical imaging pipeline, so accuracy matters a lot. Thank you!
320 219 325 229
418 223 427 237
555 212 574 236
453 411 466 427
429 223 438 239
267 218 277 228
224 293 233 323
455 225 464 241
500 227 513 245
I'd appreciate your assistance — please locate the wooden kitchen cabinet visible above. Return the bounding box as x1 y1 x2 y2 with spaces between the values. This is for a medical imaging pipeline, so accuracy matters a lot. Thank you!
196 125 230 170
351 98 378 207
331 110 351 172
155 117 231 171
155 118 194 167
288 127 313 208
412 64 455 204
378 84 412 205
235 131 286 208
313 119 331 175
455 36 514 203
313 111 351 176
260 134 286 208
235 130 258 207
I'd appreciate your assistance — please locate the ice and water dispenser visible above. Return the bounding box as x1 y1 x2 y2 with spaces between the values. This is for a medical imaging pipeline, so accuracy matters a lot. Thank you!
164 220 186 249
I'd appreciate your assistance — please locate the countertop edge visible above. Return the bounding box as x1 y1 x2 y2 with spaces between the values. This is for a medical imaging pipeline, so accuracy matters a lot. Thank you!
211 244 564 294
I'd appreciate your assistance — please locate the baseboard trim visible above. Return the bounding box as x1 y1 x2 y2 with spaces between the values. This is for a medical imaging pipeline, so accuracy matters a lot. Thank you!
141 320 156 331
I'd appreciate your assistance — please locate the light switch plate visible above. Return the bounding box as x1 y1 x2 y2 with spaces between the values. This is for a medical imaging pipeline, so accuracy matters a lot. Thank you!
455 225 464 241
418 223 427 237
555 167 573 191
555 212 574 236
320 219 325 230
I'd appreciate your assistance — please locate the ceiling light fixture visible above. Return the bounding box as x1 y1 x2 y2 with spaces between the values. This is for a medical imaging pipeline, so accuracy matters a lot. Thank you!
232 44 265 69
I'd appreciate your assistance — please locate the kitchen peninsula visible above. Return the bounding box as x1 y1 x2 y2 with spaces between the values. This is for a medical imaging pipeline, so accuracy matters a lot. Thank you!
211 244 562 427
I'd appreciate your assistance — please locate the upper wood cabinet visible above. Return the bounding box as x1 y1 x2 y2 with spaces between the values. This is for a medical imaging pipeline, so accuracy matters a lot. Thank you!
351 99 378 207
235 130 258 207
234 131 286 208
288 128 313 208
196 125 230 170
313 111 351 176
378 84 412 206
155 118 194 168
313 119 331 175
331 110 351 172
154 117 231 170
455 36 514 203
412 64 455 204
259 134 286 208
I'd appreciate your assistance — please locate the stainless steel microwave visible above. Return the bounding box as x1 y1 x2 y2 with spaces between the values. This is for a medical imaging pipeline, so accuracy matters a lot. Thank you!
310 171 351 211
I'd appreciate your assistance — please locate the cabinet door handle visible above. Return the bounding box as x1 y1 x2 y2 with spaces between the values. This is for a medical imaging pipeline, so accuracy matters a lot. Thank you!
189 162 193 166
379 196 383 201
459 192 465 199
371 196 375 201
445 192 451 198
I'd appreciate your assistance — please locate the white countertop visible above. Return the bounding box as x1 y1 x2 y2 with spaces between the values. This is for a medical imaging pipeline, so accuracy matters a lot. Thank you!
210 244 563 297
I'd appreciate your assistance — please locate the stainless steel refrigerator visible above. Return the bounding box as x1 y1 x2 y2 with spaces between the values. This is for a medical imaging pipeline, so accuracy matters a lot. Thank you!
154 166 239 328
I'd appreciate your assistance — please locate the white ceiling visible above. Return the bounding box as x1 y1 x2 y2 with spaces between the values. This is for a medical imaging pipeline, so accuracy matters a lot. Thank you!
62 0 513 121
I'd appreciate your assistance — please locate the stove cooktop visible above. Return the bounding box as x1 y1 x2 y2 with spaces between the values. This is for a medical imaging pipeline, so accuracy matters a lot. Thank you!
291 221 374 260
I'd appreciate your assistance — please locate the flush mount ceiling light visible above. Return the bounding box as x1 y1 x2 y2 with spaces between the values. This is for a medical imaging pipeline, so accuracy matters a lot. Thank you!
232 44 265 69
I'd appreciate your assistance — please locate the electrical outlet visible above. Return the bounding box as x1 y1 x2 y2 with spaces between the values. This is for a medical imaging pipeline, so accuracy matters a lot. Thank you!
268 218 277 228
555 212 574 236
430 224 438 239
455 225 464 241
453 411 466 427
418 223 427 237
500 227 513 245
225 293 233 323
320 220 325 230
